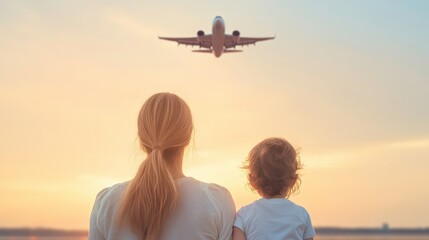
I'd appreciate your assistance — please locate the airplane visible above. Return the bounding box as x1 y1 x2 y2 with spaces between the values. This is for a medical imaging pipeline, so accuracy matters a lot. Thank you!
159 16 275 58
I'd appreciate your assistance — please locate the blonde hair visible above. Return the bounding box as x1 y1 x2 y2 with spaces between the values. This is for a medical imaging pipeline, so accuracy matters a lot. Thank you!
244 137 302 198
117 93 193 239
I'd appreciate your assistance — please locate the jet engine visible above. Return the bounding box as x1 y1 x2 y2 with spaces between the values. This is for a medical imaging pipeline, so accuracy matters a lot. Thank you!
232 30 240 42
197 30 205 41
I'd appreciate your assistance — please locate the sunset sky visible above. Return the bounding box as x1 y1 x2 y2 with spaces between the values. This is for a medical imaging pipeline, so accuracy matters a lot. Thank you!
1 0 428 230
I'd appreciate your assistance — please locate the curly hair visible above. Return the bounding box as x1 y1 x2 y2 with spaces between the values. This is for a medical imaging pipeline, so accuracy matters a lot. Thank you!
244 138 302 198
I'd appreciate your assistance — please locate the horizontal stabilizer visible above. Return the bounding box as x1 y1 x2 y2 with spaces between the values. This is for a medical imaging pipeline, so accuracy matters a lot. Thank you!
223 50 243 53
192 50 213 53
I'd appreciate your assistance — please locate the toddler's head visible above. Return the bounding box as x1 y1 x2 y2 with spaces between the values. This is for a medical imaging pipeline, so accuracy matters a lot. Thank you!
244 137 302 198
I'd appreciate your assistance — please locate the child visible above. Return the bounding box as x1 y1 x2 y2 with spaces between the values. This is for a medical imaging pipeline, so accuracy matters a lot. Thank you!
233 138 315 240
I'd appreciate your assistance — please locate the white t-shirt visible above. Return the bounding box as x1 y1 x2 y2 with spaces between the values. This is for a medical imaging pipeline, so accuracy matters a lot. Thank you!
89 177 235 240
234 198 315 240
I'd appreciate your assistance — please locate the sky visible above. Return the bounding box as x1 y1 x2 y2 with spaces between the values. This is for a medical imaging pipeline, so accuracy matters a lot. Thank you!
0 0 428 230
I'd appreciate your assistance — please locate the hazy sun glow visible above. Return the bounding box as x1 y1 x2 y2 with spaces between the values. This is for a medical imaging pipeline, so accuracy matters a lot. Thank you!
1 0 428 230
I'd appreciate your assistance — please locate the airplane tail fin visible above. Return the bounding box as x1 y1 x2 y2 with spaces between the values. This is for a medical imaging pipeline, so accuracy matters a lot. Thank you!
223 50 243 53
192 50 213 53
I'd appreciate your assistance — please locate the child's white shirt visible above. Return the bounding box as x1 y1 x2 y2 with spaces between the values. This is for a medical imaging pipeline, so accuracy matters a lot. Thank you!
234 198 315 240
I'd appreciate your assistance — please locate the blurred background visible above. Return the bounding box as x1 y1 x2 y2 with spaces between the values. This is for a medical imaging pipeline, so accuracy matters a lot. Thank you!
0 0 428 230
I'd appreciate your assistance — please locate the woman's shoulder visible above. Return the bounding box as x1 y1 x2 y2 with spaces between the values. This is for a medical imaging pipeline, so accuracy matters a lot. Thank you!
188 178 235 212
190 179 236 235
89 181 130 238
94 181 129 209
199 180 233 200
206 182 232 197
180 177 231 197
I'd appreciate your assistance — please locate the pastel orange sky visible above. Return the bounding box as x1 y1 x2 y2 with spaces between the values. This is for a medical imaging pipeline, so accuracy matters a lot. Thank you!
1 1 428 230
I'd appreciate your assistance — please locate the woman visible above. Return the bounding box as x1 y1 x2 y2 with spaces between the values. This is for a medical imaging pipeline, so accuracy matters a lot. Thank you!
89 93 235 240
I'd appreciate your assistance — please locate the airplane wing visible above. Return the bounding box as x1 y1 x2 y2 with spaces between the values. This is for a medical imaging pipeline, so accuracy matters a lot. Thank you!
224 35 275 49
158 35 212 49
192 49 213 53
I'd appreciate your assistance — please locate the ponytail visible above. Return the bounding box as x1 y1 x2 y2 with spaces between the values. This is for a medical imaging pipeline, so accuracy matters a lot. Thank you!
116 93 193 239
117 149 177 239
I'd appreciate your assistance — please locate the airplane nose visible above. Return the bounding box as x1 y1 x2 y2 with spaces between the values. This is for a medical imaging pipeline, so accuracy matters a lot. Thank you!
213 19 222 27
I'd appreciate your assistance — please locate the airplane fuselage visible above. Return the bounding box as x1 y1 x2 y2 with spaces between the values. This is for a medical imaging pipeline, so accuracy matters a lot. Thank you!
212 16 225 57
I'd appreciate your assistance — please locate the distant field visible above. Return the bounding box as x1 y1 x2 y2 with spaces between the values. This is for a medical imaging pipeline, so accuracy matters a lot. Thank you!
1 227 429 240
2 236 429 240
318 236 429 240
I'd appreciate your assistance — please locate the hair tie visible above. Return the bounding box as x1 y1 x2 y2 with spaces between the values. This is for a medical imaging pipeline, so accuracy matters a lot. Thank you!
152 146 162 150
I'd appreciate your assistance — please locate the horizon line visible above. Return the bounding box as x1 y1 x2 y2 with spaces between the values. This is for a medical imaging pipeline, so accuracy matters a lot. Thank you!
1 226 429 237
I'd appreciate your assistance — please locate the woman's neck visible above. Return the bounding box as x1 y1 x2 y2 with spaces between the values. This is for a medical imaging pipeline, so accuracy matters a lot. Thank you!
170 168 185 179
168 151 185 179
